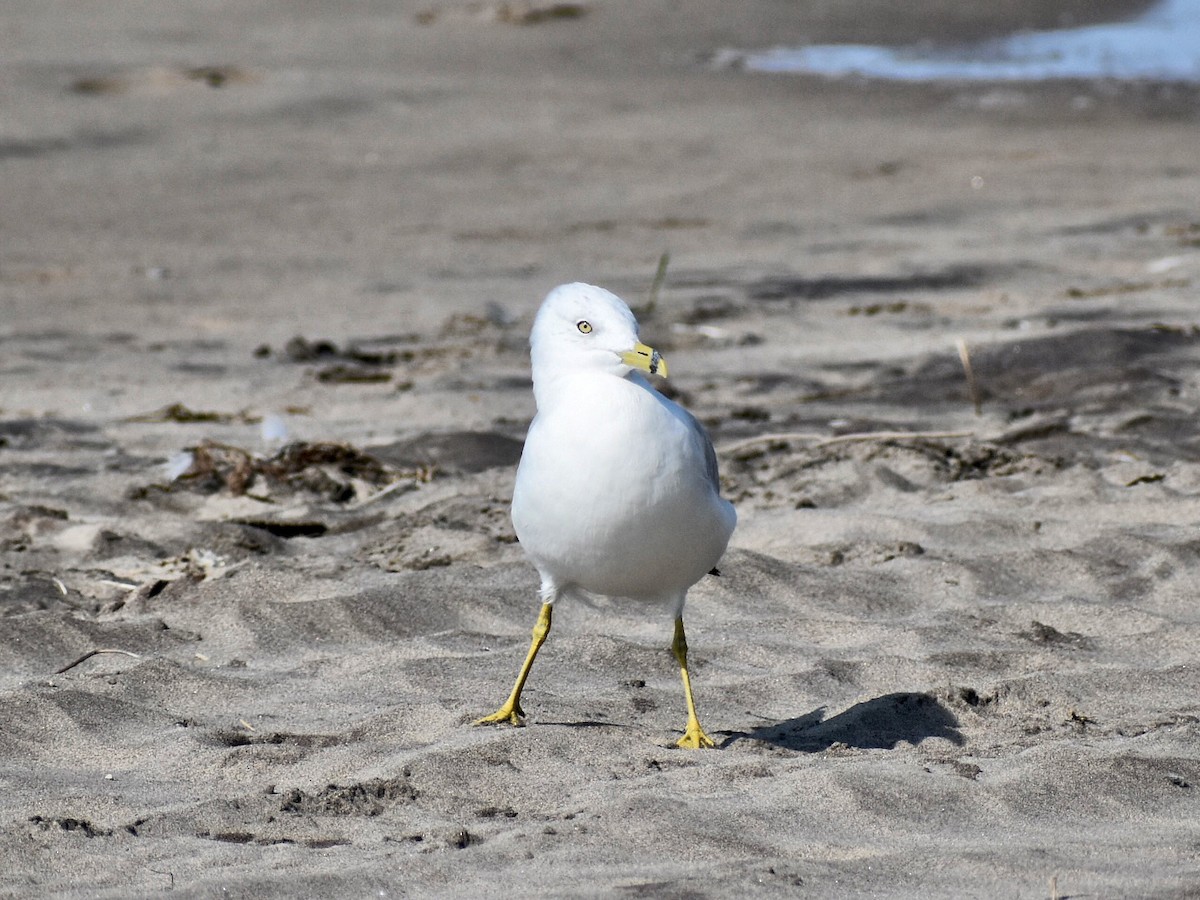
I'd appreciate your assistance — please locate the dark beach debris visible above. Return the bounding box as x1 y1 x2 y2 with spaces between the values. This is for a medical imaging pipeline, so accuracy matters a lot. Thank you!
193 829 346 848
953 686 998 709
184 65 255 88
283 336 340 361
126 403 260 425
145 579 170 598
280 776 417 817
54 648 143 675
880 541 924 562
165 440 410 502
260 322 524 377
495 2 588 24
846 300 931 316
285 336 397 384
276 335 402 366
477 805 518 819
416 1 587 26
232 519 328 539
315 365 392 384
445 827 472 849
1125 473 1165 487
1166 220 1200 247
1069 709 1097 730
258 334 452 383
29 816 113 838
204 831 254 844
1065 277 1190 299
71 65 258 95
1020 620 1096 650
208 729 348 750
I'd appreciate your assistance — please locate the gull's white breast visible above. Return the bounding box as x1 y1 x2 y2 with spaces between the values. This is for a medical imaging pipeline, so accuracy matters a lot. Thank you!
511 371 735 601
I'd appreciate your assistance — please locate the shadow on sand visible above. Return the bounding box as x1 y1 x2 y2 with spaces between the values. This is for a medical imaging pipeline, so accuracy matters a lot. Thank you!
728 691 963 751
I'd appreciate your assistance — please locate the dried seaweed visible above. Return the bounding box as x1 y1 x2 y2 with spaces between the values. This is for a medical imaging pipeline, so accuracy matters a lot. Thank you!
127 403 260 425
171 440 401 503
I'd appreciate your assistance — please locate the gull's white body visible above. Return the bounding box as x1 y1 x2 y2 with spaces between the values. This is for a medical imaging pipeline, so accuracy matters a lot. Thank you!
511 283 736 613
477 281 734 747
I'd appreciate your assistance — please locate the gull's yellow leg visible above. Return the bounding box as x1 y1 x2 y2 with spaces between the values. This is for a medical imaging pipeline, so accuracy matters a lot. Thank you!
475 603 553 727
672 616 715 749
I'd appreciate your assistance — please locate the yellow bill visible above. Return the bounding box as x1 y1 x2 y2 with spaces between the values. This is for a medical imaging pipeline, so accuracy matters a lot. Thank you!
620 342 668 378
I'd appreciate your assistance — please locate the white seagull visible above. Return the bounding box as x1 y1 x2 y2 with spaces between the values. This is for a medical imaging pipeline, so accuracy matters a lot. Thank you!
476 282 737 748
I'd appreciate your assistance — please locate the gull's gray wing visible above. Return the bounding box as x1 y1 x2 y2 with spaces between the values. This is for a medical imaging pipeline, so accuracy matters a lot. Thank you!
682 407 722 495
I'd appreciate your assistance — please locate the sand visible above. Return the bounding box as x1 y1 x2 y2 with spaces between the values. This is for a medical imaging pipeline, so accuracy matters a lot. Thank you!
3 1 1200 897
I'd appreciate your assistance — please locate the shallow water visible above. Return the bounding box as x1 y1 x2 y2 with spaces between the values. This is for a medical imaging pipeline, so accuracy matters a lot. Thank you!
742 0 1200 83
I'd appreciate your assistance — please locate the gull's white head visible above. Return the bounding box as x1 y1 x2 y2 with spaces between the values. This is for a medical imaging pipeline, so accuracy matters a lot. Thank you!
530 283 667 385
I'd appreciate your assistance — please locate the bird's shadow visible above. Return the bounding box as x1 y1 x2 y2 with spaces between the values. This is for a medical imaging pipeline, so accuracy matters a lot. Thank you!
725 691 963 752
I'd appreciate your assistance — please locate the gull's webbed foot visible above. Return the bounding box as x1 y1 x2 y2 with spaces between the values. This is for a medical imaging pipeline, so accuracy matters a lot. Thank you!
676 717 716 750
474 703 526 728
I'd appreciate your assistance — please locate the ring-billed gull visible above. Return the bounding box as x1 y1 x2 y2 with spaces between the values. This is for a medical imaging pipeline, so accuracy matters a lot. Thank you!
475 282 736 748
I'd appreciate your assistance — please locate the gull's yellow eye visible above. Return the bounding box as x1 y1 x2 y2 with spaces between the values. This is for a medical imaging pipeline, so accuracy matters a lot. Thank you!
577 320 592 334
